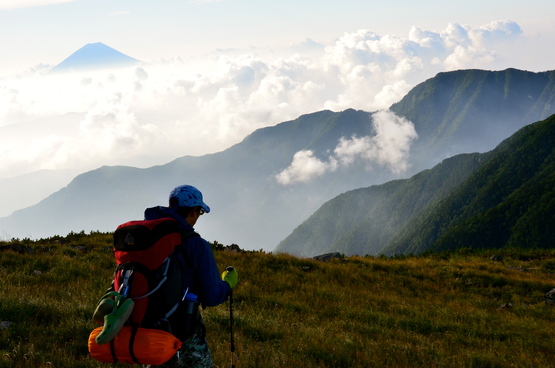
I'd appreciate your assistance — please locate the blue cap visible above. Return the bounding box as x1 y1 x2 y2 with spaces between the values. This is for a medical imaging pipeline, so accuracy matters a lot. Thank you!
169 185 210 213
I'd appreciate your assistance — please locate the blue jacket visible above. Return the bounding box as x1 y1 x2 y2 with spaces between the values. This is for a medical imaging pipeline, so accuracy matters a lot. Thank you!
144 206 231 307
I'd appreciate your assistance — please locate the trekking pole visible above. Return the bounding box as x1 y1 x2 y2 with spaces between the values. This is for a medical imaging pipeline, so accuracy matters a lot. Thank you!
229 289 235 368
227 266 235 368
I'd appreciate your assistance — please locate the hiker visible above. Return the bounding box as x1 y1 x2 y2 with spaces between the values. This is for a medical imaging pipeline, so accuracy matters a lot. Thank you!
143 184 238 367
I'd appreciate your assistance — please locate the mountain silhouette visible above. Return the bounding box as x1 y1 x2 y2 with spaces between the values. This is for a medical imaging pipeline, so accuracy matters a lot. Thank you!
49 42 142 73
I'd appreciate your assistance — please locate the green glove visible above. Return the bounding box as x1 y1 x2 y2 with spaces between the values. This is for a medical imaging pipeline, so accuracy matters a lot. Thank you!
221 266 238 289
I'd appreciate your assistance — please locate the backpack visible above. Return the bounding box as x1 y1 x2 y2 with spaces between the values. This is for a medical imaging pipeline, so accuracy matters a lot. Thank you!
88 217 199 365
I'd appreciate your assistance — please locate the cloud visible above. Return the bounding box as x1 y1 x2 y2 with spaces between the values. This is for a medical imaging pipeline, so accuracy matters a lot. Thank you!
0 20 527 179
290 38 327 57
275 110 418 185
443 45 496 70
470 20 523 48
0 0 76 10
275 150 338 185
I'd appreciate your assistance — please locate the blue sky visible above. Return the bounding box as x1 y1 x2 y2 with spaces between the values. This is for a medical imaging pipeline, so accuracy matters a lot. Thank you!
1 0 553 74
0 0 555 216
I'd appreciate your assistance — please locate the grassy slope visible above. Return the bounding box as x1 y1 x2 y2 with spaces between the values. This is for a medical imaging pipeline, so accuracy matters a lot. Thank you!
2 234 555 367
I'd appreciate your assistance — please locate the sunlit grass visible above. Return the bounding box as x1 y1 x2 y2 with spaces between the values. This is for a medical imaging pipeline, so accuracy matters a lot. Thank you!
2 235 555 367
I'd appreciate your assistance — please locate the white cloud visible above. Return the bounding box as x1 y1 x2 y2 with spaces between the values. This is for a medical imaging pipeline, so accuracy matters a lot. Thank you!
443 45 496 70
275 150 338 185
0 20 528 179
364 109 419 172
470 20 523 48
442 23 472 49
275 110 418 185
290 38 326 54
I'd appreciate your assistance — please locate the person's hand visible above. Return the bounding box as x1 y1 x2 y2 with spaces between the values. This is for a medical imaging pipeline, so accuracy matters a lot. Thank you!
221 266 238 289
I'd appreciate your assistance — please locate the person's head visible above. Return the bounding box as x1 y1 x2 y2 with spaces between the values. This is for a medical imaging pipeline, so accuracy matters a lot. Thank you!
169 185 210 226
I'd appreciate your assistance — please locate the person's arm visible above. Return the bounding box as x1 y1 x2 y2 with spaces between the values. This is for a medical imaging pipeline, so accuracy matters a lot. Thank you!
191 237 231 306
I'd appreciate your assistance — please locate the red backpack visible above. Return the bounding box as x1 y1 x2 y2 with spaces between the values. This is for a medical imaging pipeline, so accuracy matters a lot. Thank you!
113 217 189 326
88 217 198 365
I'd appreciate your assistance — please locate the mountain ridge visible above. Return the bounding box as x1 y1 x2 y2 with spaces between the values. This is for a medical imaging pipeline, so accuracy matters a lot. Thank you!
390 68 555 170
2 68 555 252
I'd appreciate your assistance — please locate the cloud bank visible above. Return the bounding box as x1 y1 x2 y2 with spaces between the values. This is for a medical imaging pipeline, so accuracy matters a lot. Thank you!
0 20 525 181
275 110 418 185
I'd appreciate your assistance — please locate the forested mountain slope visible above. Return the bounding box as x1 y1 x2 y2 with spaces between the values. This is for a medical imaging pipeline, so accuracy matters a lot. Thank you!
277 114 555 256
383 114 555 255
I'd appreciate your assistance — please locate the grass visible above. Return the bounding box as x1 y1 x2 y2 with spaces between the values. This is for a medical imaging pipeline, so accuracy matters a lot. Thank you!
1 234 555 367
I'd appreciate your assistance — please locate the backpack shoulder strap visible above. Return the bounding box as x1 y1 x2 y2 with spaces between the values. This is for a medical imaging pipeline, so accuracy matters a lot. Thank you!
173 231 200 272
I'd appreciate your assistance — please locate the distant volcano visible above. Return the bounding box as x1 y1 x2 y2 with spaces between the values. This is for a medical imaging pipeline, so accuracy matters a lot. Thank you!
49 42 142 73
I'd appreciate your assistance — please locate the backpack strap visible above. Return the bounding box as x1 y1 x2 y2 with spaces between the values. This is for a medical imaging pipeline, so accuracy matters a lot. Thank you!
154 287 191 332
128 324 141 364
153 232 199 330
109 339 118 363
116 262 151 298
174 231 200 270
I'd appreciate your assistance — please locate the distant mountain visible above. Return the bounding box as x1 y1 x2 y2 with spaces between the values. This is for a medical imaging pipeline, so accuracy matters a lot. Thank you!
49 42 142 73
276 114 555 256
0 109 388 248
0 169 80 217
1 68 555 252
391 68 555 171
